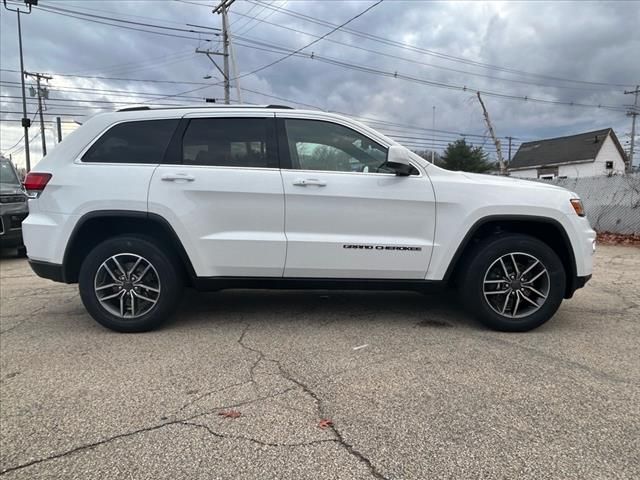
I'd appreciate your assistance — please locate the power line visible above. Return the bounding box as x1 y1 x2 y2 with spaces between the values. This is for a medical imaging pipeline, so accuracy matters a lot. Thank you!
34 5 215 42
36 3 219 35
235 2 281 36
229 38 630 112
229 0 383 83
0 95 185 108
91 51 198 78
246 0 634 89
45 2 220 30
228 1 259 29
1 81 210 101
1 110 87 117
1 118 79 125
1 68 211 87
229 15 611 92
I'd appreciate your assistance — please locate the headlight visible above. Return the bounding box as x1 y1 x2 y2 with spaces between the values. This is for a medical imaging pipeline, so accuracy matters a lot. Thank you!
570 198 585 217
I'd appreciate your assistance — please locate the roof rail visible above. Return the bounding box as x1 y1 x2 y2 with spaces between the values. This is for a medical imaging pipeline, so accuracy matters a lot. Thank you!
116 104 294 112
117 106 151 112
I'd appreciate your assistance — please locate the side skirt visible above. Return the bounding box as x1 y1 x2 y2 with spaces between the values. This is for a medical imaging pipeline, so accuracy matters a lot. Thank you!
192 276 446 293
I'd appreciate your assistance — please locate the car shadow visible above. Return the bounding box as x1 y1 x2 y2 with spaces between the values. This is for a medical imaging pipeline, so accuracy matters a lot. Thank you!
166 287 480 332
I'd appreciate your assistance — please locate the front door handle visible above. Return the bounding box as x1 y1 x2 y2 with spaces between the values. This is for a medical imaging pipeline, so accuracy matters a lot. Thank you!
161 173 195 182
292 178 327 187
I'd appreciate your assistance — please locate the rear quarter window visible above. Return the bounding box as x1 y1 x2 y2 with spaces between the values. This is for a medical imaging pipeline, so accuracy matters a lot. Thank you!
82 119 178 164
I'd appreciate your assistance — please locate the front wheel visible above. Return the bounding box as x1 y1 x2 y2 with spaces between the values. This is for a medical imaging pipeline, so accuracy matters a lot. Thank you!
79 235 182 332
460 234 566 332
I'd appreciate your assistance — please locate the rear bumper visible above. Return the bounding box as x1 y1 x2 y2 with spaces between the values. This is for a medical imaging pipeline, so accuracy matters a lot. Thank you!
28 259 66 283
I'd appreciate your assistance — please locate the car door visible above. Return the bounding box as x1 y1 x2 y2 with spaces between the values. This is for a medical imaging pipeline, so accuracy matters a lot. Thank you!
277 115 436 279
148 113 286 278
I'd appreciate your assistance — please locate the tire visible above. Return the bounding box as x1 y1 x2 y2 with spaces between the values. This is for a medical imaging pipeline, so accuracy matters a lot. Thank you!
460 233 565 332
78 235 183 332
16 245 27 258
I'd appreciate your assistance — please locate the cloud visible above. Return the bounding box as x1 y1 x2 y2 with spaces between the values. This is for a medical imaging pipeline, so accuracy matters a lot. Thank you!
1 0 638 168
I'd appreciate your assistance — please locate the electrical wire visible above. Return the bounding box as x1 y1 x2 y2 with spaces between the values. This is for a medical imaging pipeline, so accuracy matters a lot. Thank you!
229 15 612 93
229 39 630 112
34 5 214 42
245 0 635 88
36 4 217 35
231 1 384 82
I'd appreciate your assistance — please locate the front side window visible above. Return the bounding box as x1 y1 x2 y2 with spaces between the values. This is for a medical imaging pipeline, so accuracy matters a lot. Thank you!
83 119 178 164
284 119 390 173
182 118 275 168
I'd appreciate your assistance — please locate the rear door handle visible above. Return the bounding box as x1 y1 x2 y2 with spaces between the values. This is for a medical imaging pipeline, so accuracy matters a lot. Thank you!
292 178 327 187
161 173 195 182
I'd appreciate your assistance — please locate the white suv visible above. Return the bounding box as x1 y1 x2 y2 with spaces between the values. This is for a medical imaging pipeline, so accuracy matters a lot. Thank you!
22 105 595 332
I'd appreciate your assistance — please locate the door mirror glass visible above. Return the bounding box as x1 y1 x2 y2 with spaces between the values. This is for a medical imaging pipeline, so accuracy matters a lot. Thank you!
386 145 414 176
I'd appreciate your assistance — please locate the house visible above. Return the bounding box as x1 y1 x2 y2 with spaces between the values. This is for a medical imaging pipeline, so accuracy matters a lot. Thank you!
508 128 627 179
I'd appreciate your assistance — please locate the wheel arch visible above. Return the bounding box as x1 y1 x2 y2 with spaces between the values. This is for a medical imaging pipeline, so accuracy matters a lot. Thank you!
444 215 578 298
62 210 196 285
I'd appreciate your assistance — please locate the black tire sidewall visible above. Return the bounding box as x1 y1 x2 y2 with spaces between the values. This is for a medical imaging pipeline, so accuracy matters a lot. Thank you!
79 235 181 332
462 234 566 332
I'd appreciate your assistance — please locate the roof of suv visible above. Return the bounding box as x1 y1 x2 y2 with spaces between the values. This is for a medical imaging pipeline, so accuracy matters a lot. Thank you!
116 104 295 112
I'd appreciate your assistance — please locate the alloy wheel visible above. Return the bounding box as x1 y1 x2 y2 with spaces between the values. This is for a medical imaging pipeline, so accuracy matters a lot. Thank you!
94 253 161 319
482 252 550 319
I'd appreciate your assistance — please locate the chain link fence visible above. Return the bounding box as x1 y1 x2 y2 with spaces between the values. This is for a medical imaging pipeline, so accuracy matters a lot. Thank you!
531 174 640 234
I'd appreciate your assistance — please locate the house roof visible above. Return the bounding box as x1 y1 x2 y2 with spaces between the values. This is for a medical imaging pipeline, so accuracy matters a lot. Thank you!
509 128 627 170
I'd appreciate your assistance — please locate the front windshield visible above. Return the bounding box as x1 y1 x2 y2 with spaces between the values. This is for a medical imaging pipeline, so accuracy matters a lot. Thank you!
0 160 20 185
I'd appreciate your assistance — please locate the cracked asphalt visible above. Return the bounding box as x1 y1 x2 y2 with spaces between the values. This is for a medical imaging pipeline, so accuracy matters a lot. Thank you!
1 245 639 479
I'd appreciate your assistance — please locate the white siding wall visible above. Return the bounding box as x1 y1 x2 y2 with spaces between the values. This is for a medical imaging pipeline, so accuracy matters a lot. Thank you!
593 135 626 176
509 133 626 179
558 161 597 178
510 168 538 178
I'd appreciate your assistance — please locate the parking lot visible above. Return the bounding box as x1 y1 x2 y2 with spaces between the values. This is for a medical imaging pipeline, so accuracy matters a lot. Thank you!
0 244 638 479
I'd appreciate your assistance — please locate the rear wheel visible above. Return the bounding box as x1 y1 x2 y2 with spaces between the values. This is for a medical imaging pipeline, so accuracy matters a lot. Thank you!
460 234 565 332
79 235 182 332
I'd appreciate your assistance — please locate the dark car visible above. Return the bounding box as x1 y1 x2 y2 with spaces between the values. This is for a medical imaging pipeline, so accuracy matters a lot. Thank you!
0 158 28 257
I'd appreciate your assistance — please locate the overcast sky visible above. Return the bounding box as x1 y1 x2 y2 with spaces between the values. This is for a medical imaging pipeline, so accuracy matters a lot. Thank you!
1 0 639 169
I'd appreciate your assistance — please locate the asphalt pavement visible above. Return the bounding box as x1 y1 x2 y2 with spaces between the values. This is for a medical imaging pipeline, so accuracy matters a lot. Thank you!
1 245 638 479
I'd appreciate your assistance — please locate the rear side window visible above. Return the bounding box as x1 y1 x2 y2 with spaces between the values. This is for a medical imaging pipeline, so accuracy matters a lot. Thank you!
182 117 276 168
83 119 178 164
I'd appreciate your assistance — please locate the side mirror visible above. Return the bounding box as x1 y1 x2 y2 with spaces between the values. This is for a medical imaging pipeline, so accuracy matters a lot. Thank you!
386 145 413 176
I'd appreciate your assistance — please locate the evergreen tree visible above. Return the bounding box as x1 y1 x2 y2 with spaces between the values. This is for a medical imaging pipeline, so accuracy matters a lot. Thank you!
440 139 492 173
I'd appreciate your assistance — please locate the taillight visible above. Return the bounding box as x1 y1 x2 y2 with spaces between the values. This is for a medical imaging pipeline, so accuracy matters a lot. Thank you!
23 172 52 197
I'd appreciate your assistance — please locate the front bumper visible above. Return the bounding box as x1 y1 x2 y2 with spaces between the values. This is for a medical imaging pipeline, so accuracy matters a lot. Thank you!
566 274 592 298
0 211 27 247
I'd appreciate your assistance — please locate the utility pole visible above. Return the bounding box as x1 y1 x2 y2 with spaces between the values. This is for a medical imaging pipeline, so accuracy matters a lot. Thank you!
3 0 36 172
506 136 513 167
624 85 639 172
56 117 62 143
431 106 436 164
196 46 228 100
221 7 230 105
477 91 505 175
203 0 235 104
25 71 52 157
